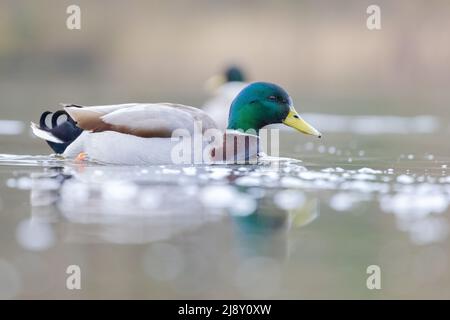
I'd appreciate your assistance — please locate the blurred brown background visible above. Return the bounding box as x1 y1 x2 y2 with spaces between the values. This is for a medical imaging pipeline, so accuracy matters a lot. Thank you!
1 1 450 299
1 0 449 122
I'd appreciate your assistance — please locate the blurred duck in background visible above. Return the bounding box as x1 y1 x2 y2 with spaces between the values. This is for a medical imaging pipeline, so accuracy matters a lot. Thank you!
203 66 248 129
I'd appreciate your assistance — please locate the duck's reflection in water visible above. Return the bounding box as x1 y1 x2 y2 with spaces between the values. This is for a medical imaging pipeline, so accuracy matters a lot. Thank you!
231 195 318 259
27 165 319 256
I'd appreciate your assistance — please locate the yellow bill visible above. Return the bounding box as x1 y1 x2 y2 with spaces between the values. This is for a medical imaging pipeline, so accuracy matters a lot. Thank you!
282 108 322 138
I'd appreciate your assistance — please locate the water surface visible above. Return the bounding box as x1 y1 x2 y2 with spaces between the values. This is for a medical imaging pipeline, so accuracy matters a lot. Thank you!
0 122 449 299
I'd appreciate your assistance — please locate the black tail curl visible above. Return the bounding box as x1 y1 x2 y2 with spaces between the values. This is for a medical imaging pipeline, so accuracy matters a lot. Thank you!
38 105 84 154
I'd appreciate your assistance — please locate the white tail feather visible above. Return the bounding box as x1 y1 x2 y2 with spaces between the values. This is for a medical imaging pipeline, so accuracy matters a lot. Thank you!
30 122 64 143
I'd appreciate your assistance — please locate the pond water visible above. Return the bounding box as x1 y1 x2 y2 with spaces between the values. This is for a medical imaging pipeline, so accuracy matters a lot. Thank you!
0 117 449 299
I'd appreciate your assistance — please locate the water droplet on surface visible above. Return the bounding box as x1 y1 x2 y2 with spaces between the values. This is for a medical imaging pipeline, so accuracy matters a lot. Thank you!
410 218 448 245
229 195 257 216
235 176 261 187
60 180 90 205
101 180 138 201
207 167 232 180
329 193 363 211
162 168 180 174
182 167 197 176
16 219 55 251
6 177 33 190
397 175 414 184
274 190 305 210
358 167 382 174
200 185 236 208
94 170 104 176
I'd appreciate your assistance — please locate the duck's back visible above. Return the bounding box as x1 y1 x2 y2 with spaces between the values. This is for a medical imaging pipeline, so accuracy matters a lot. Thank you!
66 103 217 138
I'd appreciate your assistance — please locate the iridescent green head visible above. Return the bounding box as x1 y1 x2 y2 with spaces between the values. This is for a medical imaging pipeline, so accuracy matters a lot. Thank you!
227 82 321 137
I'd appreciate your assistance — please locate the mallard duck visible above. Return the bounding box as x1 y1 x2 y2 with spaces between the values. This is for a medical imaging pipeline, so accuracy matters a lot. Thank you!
31 82 321 165
203 66 248 129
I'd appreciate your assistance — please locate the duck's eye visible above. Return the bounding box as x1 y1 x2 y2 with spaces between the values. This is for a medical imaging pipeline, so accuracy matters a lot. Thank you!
268 95 277 101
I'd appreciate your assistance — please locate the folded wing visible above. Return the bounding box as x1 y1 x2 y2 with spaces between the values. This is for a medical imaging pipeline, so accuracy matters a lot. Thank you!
65 103 217 138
